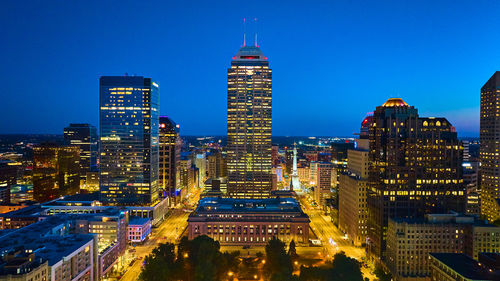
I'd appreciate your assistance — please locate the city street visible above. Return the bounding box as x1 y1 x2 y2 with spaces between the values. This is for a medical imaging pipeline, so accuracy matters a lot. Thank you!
119 209 190 281
297 195 376 280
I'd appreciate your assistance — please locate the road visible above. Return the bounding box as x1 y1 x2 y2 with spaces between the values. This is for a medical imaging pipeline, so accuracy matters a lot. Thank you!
119 188 202 281
297 195 376 280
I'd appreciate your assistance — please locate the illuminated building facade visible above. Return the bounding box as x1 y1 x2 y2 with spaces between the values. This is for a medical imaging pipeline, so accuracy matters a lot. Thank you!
480 71 500 222
227 45 273 198
188 197 310 245
367 98 466 260
159 116 180 205
0 160 19 204
386 213 500 280
64 123 98 186
207 149 226 179
314 162 333 206
339 139 369 246
99 76 159 206
32 144 80 202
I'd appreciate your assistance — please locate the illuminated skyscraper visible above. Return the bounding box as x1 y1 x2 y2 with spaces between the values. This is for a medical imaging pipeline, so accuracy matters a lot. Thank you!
64 123 98 184
366 98 465 259
226 44 272 199
159 116 181 205
99 76 159 205
480 71 500 222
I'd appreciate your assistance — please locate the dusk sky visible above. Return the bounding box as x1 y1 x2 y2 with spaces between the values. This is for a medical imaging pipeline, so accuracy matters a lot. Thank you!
1 0 499 137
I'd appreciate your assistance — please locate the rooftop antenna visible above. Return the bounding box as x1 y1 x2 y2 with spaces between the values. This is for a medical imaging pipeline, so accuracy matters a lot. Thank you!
254 18 258 47
242 18 246 47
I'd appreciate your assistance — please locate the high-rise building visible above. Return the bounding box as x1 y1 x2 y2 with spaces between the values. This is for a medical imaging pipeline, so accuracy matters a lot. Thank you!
0 160 20 204
339 138 369 246
159 116 181 204
99 76 159 205
314 162 333 206
226 44 272 199
207 149 226 179
480 71 500 222
367 98 466 260
32 144 80 202
64 123 98 185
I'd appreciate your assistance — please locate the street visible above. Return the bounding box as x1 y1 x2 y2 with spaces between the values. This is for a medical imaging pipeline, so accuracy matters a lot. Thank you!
297 194 376 280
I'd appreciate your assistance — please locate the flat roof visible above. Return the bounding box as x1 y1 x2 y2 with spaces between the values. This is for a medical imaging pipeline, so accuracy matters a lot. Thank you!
0 216 95 266
430 253 500 280
128 217 150 226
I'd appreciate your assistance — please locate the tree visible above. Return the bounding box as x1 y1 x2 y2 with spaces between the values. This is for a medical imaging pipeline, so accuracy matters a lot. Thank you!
374 264 392 281
265 237 294 280
140 242 178 281
140 236 240 281
288 240 298 260
327 252 363 281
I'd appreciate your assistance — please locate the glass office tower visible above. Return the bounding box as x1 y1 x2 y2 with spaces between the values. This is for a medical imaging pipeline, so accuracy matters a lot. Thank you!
99 76 159 205
227 45 273 198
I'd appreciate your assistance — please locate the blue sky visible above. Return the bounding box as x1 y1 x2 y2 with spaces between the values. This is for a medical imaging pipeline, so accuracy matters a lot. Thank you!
1 0 499 136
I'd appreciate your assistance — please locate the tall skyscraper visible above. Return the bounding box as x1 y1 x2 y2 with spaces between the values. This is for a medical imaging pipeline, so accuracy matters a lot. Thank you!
226 44 272 199
480 71 500 222
33 144 80 202
64 123 98 184
159 116 181 205
366 98 465 259
99 76 159 205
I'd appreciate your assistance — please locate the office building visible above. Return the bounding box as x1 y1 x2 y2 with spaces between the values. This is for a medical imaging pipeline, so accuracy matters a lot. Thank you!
188 197 310 245
226 44 273 198
367 98 466 260
385 213 500 280
159 116 181 204
32 144 80 203
0 160 20 204
63 123 98 186
0 217 98 281
128 217 151 243
99 76 159 206
207 149 226 179
314 162 333 207
339 139 369 246
480 71 500 222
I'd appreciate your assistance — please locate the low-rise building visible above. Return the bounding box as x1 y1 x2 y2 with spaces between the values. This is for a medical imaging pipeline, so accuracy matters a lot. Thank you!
0 217 97 281
188 197 310 245
127 217 151 243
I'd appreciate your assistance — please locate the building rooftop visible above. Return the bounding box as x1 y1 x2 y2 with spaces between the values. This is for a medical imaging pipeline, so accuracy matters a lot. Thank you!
0 216 95 266
430 253 500 280
232 46 267 62
381 98 409 107
194 197 305 213
128 217 150 226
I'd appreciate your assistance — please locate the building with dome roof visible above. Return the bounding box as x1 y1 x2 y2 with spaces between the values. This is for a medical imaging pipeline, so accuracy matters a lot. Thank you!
366 98 466 260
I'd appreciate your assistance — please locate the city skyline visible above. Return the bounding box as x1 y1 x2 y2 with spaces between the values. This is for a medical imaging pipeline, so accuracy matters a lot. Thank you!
2 1 500 137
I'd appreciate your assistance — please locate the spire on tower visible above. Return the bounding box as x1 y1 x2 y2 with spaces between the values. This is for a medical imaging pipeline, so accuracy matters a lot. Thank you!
242 18 246 47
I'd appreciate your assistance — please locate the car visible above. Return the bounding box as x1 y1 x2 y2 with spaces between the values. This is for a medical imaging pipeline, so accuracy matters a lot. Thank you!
242 245 250 249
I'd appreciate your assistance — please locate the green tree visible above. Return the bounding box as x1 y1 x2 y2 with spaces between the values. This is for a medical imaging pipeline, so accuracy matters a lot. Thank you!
374 264 392 281
140 242 178 281
327 252 363 281
288 240 298 260
265 237 294 280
